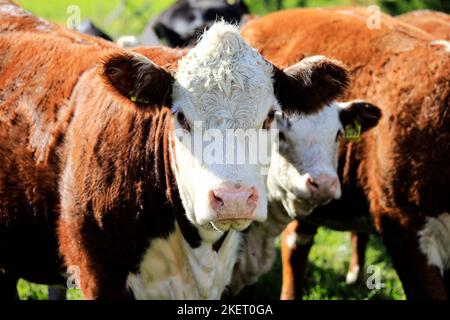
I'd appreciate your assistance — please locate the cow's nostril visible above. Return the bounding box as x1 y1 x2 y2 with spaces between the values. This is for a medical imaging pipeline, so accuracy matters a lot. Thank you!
307 178 319 190
247 187 259 206
330 178 339 189
210 191 224 208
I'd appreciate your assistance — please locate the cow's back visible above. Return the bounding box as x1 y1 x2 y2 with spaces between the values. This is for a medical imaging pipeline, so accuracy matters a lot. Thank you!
242 9 450 225
0 6 111 282
397 10 450 41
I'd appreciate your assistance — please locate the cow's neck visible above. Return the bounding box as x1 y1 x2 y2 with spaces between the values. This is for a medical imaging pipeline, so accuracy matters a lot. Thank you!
127 109 241 299
230 198 290 295
230 169 317 296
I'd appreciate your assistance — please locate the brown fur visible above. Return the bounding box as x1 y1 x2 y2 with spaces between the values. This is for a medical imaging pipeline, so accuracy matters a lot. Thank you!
242 8 450 299
341 8 450 297
0 2 192 299
398 10 450 41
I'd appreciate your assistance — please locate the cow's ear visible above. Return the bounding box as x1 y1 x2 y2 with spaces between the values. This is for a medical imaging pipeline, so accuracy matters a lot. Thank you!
273 56 350 115
100 51 174 107
339 101 382 134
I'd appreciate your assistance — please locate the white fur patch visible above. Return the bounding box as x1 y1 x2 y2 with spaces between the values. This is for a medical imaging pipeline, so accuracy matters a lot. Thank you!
169 22 275 230
116 35 140 48
0 3 29 17
431 40 450 53
284 230 314 249
127 224 241 299
418 213 450 274
284 232 297 249
345 265 360 285
173 22 274 130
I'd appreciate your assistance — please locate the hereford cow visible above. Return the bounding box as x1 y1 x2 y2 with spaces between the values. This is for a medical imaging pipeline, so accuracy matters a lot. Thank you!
340 7 450 289
241 8 450 300
397 10 450 41
228 100 381 296
0 1 350 299
141 0 249 47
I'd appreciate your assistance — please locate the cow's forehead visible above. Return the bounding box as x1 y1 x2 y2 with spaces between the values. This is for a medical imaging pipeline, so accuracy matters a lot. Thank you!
172 22 275 129
286 104 342 138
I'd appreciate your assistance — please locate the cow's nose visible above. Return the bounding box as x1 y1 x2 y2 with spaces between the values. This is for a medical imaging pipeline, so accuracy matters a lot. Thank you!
209 184 259 221
306 174 341 200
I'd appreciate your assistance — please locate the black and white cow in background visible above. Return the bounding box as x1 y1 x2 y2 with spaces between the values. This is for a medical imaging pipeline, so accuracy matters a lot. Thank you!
142 0 250 47
78 1 250 48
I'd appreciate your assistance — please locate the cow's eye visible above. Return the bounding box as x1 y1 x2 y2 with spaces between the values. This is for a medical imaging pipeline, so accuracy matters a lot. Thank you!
177 112 190 131
263 110 276 129
336 130 343 142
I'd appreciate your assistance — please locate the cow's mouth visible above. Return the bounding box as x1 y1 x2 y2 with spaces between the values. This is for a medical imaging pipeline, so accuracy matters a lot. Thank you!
210 219 252 232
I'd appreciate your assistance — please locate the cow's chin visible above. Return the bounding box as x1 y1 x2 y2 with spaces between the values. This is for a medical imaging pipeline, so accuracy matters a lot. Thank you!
210 219 252 232
283 193 321 218
292 197 332 218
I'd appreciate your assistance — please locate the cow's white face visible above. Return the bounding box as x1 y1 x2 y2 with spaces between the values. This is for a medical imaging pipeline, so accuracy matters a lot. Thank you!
100 22 351 242
270 101 381 218
170 23 277 239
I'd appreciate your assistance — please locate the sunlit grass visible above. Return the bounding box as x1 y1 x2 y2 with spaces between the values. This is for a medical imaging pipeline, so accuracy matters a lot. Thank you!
18 0 176 38
238 228 405 300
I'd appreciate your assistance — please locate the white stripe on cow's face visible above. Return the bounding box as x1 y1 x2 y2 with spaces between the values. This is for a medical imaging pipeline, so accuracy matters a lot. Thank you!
269 102 345 218
170 22 276 239
418 213 450 274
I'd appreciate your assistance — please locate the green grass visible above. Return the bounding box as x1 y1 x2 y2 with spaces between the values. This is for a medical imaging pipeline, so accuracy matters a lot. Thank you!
237 228 405 300
19 0 176 38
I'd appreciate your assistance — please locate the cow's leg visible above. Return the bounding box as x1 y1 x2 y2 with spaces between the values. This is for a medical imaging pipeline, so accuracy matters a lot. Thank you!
380 216 447 299
58 220 133 300
0 272 18 300
48 285 67 300
280 219 317 300
346 232 369 284
445 270 450 295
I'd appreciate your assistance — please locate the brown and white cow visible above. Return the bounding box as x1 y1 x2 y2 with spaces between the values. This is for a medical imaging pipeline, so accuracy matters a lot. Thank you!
241 8 450 300
339 8 450 289
228 100 381 296
340 7 450 290
0 2 350 299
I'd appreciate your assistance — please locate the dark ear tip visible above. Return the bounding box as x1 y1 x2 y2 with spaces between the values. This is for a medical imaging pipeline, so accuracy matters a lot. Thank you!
317 59 351 89
357 101 383 119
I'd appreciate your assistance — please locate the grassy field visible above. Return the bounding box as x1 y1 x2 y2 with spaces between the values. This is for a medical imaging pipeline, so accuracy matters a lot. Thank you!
238 229 405 300
14 0 406 300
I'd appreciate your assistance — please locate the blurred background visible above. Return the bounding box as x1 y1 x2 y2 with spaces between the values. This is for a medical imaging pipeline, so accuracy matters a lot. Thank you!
15 0 448 300
19 0 450 39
